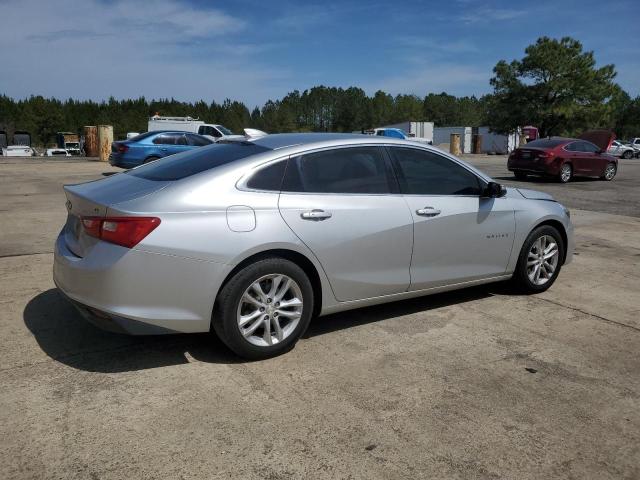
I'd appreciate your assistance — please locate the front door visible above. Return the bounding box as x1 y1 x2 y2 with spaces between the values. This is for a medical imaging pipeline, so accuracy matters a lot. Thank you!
387 146 515 290
278 146 413 302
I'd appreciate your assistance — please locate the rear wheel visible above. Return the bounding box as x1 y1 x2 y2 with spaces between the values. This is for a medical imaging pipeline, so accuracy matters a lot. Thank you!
213 258 313 360
512 225 564 293
622 150 633 159
513 171 527 180
559 163 572 183
144 156 160 164
601 162 616 181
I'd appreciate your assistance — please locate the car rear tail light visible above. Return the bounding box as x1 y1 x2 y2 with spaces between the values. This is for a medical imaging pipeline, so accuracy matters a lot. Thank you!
81 216 160 248
116 144 129 153
538 151 554 159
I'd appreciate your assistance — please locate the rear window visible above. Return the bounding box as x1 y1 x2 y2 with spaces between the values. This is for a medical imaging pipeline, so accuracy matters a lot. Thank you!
128 131 159 142
525 138 567 148
127 143 270 181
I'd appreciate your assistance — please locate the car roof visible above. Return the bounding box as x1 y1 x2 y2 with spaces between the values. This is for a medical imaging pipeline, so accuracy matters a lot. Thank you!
249 132 398 150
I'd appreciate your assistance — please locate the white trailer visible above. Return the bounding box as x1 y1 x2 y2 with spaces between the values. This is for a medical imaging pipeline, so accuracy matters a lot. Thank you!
148 116 204 133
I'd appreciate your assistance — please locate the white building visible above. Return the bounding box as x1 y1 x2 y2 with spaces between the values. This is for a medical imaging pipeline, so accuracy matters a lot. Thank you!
433 126 520 154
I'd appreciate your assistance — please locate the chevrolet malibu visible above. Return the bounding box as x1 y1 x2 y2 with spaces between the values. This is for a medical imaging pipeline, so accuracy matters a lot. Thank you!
54 134 573 359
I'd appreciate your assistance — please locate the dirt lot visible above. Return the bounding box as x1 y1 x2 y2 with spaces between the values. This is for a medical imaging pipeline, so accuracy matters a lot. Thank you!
1 156 639 479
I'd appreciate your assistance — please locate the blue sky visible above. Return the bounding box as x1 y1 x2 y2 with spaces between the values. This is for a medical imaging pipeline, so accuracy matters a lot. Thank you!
0 0 638 107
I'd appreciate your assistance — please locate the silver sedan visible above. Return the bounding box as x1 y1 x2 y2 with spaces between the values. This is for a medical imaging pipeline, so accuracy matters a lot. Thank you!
54 134 573 359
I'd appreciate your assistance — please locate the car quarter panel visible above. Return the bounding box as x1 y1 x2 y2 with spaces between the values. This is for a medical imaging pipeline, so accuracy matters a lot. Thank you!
108 175 340 320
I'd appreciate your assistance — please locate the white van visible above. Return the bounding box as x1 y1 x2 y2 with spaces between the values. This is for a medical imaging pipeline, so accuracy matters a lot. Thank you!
147 116 244 142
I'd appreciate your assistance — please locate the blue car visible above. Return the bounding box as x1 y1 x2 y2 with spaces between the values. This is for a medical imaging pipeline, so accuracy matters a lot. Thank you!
109 131 213 168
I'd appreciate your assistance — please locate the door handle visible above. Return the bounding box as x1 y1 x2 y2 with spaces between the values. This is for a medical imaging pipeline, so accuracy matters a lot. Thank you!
301 209 332 221
416 207 441 217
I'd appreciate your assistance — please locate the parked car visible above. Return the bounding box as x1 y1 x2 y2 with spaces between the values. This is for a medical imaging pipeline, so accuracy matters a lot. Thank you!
607 140 635 159
371 128 433 144
623 138 640 158
54 133 573 359
109 131 213 168
148 115 245 142
508 132 617 183
2 145 35 156
46 148 70 157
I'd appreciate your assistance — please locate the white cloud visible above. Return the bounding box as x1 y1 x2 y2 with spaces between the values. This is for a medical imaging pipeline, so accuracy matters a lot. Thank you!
459 7 527 24
0 0 287 106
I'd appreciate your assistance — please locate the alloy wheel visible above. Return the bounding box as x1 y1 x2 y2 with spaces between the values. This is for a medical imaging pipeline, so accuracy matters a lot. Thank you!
560 164 572 183
527 235 559 286
236 274 303 347
604 164 616 180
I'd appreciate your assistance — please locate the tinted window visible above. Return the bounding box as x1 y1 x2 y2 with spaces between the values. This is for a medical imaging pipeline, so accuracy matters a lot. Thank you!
187 134 212 147
128 143 270 181
246 160 287 191
282 147 391 194
525 138 567 148
153 134 179 145
176 134 188 146
390 147 482 196
199 126 221 137
129 131 158 142
580 141 599 153
565 142 579 151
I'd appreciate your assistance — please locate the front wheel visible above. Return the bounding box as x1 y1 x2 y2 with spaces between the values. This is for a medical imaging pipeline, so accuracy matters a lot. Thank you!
601 162 616 181
512 225 564 293
622 150 633 159
213 258 314 360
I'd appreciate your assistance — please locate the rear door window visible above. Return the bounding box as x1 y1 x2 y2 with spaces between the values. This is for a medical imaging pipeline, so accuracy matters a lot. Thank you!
282 147 393 194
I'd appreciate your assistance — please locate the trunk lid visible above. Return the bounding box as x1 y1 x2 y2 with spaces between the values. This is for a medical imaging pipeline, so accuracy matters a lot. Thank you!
62 173 170 257
578 129 615 151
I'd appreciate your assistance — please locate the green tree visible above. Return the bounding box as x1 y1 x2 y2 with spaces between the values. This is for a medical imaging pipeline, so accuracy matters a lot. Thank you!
486 36 617 137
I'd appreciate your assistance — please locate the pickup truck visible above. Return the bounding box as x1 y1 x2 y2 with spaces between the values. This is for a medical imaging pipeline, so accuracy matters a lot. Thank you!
371 128 433 145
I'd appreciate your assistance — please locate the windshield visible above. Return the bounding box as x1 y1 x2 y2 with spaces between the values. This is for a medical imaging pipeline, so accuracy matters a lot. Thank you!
217 125 234 135
126 142 270 181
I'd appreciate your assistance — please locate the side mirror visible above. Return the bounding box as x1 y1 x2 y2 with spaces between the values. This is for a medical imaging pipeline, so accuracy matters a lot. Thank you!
483 181 506 198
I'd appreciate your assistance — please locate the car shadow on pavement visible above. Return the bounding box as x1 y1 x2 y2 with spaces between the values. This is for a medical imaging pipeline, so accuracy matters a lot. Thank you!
25 284 509 372
24 289 240 373
304 283 500 338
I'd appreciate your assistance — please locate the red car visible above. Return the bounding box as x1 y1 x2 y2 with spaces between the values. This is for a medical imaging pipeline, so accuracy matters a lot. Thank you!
508 131 618 183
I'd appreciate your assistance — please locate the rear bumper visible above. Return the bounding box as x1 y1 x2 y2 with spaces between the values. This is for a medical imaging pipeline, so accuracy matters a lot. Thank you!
108 155 140 169
53 232 223 335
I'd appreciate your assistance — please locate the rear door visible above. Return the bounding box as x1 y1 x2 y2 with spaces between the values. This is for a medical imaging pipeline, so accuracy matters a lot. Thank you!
388 146 515 290
278 146 413 302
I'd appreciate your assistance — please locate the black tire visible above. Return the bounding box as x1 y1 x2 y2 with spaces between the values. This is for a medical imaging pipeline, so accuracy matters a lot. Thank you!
514 171 527 180
212 257 314 360
512 225 565 293
558 163 572 183
144 156 160 164
622 150 633 159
